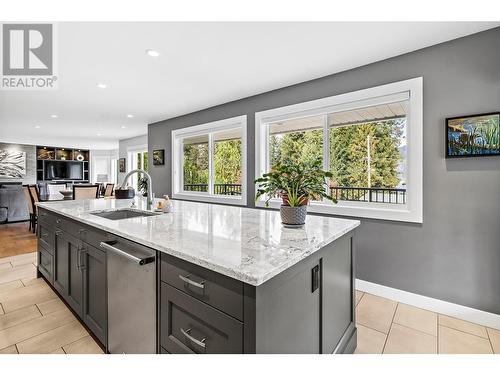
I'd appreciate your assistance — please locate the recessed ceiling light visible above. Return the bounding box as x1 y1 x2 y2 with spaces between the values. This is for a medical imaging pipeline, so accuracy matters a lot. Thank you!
121 126 127 129
50 114 58 118
126 114 134 118
34 125 41 129
97 83 107 89
146 49 160 57
97 133 102 136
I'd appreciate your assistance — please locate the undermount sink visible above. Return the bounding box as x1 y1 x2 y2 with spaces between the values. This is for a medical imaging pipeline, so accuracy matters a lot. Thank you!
90 209 161 221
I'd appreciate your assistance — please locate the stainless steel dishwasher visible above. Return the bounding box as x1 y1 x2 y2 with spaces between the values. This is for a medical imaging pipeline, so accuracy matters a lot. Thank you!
101 239 157 354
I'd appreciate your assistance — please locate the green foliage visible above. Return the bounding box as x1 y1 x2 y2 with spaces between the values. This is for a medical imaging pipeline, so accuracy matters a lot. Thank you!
138 176 148 196
214 140 241 184
329 120 403 188
183 143 209 185
255 159 336 207
270 129 323 167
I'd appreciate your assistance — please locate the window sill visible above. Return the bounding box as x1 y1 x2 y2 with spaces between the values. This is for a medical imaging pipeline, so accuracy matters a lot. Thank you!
255 199 422 223
172 192 247 206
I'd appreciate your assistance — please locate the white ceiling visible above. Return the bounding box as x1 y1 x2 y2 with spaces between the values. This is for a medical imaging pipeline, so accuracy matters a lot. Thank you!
0 22 498 150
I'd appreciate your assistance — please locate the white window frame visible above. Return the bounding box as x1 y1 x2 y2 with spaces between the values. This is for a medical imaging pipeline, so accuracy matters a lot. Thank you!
172 115 247 206
255 77 423 223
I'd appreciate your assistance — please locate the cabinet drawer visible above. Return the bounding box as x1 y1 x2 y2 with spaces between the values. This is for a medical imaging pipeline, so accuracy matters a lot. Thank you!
38 209 57 225
38 223 54 254
160 253 243 320
161 283 243 354
38 246 53 283
79 225 110 249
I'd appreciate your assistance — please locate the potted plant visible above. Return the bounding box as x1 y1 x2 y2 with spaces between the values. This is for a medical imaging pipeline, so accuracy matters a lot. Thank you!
255 159 337 227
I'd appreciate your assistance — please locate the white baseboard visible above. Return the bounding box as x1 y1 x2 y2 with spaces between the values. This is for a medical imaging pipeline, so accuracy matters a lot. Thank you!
356 279 500 331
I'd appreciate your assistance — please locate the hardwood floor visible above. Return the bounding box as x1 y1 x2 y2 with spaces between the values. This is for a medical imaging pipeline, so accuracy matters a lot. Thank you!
0 223 37 258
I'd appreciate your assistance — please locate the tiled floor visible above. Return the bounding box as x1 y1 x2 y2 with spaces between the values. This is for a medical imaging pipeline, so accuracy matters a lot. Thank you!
354 291 500 354
0 252 103 354
1 221 499 355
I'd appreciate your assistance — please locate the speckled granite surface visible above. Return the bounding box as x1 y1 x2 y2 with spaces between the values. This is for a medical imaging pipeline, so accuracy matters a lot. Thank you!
37 198 359 286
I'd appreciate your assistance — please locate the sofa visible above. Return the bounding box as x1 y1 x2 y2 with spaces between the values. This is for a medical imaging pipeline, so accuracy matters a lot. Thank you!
0 182 29 223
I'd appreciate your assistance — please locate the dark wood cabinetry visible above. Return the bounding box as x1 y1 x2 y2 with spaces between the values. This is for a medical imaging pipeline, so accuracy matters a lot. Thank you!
37 208 107 347
37 207 356 354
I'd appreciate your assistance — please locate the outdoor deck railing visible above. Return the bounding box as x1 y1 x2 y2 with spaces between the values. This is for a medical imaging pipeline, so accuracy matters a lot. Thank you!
329 186 406 204
183 183 406 204
184 183 242 195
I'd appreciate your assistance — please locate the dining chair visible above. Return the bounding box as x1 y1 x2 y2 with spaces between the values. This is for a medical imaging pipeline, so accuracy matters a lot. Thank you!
28 185 40 233
104 183 115 197
23 185 36 232
73 184 100 200
47 183 67 195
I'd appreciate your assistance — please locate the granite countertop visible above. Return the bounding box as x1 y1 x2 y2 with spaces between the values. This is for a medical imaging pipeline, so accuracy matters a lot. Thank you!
37 198 360 286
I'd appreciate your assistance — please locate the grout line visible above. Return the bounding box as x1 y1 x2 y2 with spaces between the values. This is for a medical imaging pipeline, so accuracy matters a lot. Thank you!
14 319 79 351
381 302 399 354
0 302 4 315
356 321 390 336
438 321 490 340
485 326 495 354
14 343 19 354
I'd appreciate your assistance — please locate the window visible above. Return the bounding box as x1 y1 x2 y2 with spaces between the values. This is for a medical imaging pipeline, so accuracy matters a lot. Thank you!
172 115 247 205
127 147 148 191
255 78 422 223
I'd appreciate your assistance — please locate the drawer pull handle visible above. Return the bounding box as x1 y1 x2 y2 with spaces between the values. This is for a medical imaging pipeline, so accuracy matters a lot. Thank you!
179 274 205 290
56 219 61 224
180 328 206 349
55 230 63 236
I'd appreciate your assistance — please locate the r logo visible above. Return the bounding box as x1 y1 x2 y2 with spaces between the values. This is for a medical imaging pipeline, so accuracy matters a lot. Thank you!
2 24 53 76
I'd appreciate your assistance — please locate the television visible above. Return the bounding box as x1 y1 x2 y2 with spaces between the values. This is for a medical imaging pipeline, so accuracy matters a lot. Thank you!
45 161 83 180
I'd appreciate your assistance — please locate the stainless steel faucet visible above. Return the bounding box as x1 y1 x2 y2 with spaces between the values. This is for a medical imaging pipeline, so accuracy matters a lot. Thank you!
120 169 154 210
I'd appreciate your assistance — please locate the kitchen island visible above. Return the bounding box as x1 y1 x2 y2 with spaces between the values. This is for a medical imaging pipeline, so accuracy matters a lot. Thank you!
36 198 360 354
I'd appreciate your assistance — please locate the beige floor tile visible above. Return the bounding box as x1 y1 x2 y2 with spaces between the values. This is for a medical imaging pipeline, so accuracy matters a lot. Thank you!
0 257 11 265
10 253 37 267
50 347 65 354
487 328 500 354
0 263 12 271
439 315 488 338
439 325 493 354
22 277 44 287
355 290 364 306
0 280 24 294
0 345 18 354
17 321 88 354
37 298 67 316
0 308 75 350
354 324 387 354
0 263 37 285
0 305 41 331
63 335 104 354
0 282 56 313
356 293 397 334
384 323 437 354
393 303 437 336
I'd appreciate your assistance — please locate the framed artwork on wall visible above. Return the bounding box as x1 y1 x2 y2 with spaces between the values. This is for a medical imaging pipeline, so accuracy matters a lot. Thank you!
118 158 126 172
153 149 165 165
446 112 500 158
0 149 27 178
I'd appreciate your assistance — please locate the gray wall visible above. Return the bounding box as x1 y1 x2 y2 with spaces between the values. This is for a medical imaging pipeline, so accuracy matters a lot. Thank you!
149 28 500 314
0 142 37 185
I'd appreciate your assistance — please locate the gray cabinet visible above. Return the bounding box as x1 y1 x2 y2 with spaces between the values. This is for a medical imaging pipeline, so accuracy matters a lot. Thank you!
82 243 107 345
161 283 243 354
38 208 107 346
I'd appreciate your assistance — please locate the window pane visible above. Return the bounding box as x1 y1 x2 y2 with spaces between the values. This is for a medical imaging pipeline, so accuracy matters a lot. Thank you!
213 128 242 196
328 101 407 204
269 115 324 168
183 135 209 193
